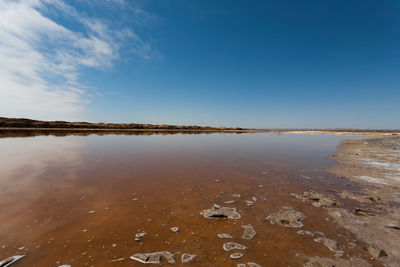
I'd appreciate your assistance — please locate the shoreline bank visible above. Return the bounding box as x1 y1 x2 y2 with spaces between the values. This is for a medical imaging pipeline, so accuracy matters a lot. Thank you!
305 135 400 266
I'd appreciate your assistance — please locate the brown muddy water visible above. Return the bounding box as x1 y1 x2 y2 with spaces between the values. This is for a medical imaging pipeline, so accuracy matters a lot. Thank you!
0 131 369 266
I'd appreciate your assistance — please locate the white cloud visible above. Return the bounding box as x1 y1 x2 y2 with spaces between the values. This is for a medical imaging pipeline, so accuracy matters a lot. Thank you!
0 0 153 121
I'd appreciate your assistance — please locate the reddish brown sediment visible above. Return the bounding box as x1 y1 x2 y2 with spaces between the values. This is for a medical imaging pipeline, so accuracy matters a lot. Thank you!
0 132 387 266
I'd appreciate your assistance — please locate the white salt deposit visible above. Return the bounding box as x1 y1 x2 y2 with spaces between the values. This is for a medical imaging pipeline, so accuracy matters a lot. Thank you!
356 176 388 185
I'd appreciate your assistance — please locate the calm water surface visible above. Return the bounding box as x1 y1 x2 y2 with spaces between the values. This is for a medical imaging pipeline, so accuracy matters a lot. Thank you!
0 131 366 266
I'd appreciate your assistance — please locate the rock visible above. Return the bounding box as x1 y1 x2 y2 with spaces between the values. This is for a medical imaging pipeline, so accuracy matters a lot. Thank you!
130 251 175 264
58 265 71 267
385 223 400 230
232 194 241 198
135 232 146 241
297 229 305 235
339 191 381 204
237 263 261 267
245 200 254 206
241 225 256 240
0 255 25 267
230 253 244 259
251 196 257 202
297 230 315 236
217 233 232 239
224 200 236 204
265 207 307 228
304 256 371 267
223 242 247 251
170 227 179 233
353 208 375 216
368 244 388 260
313 237 344 257
109 258 125 263
293 190 340 208
328 208 400 265
200 204 241 219
181 253 196 263
247 263 262 267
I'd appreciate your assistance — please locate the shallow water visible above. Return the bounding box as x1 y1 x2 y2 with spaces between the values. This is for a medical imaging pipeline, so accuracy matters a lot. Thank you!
0 131 368 266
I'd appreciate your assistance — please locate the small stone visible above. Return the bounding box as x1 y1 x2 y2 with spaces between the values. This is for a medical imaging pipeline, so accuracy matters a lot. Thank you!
200 205 241 220
251 196 257 202
297 230 315 236
292 190 340 208
135 232 146 241
266 207 307 228
297 230 305 235
241 225 256 240
230 253 244 259
245 201 254 206
232 194 241 198
247 263 262 267
224 200 236 204
385 224 400 230
353 208 375 216
223 242 247 251
217 233 233 239
314 237 344 257
109 258 125 262
130 251 175 264
368 244 388 260
170 227 179 233
181 253 196 263
0 256 25 267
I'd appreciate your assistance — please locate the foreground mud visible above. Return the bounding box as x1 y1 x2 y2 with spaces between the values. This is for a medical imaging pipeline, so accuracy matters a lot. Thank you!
0 132 399 266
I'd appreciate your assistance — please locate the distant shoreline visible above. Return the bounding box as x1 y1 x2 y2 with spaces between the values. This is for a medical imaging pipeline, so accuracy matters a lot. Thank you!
274 130 400 135
0 117 399 135
0 128 398 134
0 127 258 132
0 117 248 131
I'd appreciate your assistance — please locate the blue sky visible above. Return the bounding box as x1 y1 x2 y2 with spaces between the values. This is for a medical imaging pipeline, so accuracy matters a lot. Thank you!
0 0 399 129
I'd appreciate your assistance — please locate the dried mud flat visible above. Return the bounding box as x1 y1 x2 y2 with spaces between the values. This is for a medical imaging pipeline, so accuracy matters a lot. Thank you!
323 134 400 266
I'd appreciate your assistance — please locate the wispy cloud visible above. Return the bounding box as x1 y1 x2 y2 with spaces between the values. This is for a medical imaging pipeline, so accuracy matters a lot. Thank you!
0 0 154 121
